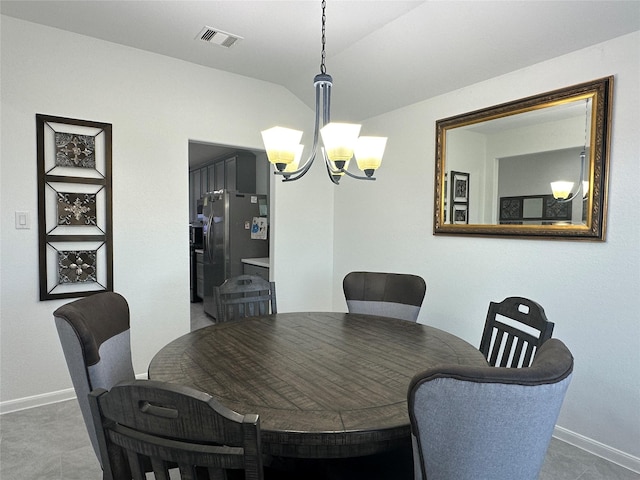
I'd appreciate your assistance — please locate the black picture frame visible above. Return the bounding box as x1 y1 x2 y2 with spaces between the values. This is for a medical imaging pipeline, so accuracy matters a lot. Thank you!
452 203 469 224
450 171 469 223
499 194 571 225
451 171 469 202
37 114 113 300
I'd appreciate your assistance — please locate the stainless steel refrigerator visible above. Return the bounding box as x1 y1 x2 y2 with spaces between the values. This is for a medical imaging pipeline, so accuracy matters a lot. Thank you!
202 190 269 318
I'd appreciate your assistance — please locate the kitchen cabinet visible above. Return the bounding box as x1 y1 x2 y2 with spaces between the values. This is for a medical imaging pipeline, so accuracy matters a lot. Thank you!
189 151 257 222
241 257 269 281
214 161 225 191
200 168 208 197
195 249 204 300
218 152 256 193
189 170 198 223
207 164 216 193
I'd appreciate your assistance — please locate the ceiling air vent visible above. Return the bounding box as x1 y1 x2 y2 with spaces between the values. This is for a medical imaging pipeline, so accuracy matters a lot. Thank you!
196 26 243 48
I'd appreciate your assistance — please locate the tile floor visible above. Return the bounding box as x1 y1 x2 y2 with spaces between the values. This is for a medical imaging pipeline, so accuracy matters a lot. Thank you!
2 397 638 480
1 303 637 480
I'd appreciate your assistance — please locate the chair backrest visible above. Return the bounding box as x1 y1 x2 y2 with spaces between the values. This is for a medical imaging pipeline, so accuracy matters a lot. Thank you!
479 296 555 367
53 292 135 464
214 275 277 322
343 271 426 322
89 379 263 480
408 338 573 480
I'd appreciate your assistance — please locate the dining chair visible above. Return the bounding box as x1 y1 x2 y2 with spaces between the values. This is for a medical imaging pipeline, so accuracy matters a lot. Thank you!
342 271 426 322
53 292 136 467
408 338 573 480
89 379 263 480
479 296 555 367
214 274 277 322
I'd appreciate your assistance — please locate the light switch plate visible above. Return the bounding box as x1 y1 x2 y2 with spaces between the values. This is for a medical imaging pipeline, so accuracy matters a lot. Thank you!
15 211 30 229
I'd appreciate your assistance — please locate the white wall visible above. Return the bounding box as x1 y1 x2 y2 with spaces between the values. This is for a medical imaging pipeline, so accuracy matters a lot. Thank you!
2 13 639 472
446 129 487 223
333 32 640 468
0 16 334 408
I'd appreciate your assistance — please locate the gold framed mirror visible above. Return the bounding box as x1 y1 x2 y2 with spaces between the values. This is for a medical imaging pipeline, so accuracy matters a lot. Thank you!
434 76 613 240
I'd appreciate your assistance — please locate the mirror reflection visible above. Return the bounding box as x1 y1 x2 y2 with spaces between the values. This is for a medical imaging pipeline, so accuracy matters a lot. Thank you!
434 77 612 240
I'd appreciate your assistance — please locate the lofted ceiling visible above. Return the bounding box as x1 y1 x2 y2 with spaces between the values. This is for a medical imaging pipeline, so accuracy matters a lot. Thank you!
2 1 639 165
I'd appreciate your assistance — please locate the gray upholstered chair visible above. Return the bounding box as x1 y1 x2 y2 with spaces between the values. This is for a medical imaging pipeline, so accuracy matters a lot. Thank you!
53 292 135 466
479 296 555 367
343 271 426 322
214 274 277 322
408 338 573 480
89 379 263 480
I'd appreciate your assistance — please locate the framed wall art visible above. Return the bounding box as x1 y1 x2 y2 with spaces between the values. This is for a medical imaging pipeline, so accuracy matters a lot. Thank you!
499 194 571 225
451 171 469 202
450 171 469 224
37 114 113 300
452 203 469 224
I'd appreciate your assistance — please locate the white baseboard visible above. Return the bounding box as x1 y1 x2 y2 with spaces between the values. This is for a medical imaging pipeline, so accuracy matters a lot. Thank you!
0 373 149 415
1 392 638 474
554 425 640 474
0 388 76 414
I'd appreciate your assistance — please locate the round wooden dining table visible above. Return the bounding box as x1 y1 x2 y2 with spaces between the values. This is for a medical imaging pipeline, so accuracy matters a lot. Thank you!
148 312 487 460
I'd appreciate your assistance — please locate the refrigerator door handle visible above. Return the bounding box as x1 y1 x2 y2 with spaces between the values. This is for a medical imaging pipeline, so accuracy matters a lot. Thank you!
205 214 214 263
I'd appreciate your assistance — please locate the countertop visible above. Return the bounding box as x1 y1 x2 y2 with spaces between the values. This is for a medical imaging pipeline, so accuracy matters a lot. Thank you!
241 257 269 268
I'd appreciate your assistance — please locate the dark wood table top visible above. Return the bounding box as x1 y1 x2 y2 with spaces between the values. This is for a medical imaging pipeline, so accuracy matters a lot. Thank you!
148 312 487 459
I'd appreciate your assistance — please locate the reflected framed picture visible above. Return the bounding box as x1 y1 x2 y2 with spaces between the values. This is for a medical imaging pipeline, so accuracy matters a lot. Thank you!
452 203 469 224
37 114 113 300
451 171 469 202
499 194 571 225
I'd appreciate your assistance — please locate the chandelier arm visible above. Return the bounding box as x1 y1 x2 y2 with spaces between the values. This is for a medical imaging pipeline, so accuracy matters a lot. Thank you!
275 78 328 181
555 151 586 203
324 158 376 180
322 141 376 181
555 188 582 203
276 149 317 181
325 160 342 185
337 168 376 181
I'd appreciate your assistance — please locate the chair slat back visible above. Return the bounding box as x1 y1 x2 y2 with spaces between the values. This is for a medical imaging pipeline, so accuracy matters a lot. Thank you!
89 380 263 480
215 275 276 322
479 296 554 367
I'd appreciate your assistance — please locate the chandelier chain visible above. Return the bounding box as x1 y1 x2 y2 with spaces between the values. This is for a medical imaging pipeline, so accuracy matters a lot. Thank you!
320 0 326 74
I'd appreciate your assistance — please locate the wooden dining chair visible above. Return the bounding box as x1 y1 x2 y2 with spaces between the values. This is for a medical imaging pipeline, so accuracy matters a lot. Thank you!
343 271 426 322
479 296 555 367
53 292 136 468
408 338 573 480
89 379 263 480
214 275 277 322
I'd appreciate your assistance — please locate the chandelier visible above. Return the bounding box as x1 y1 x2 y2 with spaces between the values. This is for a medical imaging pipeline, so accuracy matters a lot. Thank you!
261 0 387 184
550 99 590 202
